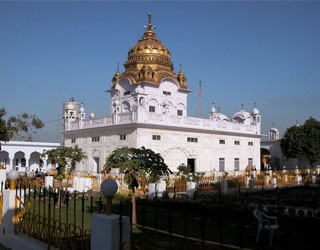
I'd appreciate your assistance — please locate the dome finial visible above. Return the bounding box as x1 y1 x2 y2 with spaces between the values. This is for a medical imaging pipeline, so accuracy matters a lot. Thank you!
144 12 155 31
254 102 256 108
211 102 216 113
179 64 182 73
148 12 152 25
218 106 220 113
272 122 275 127
241 104 244 110
117 62 120 72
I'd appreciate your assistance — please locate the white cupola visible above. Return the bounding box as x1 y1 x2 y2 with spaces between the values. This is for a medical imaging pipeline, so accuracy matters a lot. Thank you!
210 102 217 120
269 123 280 141
79 102 85 120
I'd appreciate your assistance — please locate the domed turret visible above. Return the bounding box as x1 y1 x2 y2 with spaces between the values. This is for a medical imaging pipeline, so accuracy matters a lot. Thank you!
269 123 280 141
111 63 121 89
233 104 251 122
216 107 229 121
211 102 216 113
114 13 186 89
177 64 187 89
252 102 260 115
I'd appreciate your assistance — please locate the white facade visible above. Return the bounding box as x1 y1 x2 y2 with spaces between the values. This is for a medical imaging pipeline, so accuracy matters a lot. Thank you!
0 141 61 173
62 14 261 174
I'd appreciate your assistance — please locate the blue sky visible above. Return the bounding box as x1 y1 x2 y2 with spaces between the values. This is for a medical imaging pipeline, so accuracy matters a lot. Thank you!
1 1 319 143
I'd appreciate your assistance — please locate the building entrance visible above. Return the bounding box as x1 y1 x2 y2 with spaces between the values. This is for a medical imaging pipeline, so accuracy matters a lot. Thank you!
93 157 100 173
187 158 195 173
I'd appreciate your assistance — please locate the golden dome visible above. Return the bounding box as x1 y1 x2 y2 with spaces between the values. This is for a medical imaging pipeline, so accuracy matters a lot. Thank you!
112 13 187 89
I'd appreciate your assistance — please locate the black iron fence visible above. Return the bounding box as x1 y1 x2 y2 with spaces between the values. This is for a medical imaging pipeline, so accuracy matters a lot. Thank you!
1 180 320 250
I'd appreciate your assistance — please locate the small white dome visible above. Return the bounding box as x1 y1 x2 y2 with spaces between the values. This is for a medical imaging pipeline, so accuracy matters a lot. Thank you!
252 107 259 115
269 126 279 133
217 112 229 121
67 103 74 110
80 106 85 113
211 103 216 113
233 110 251 120
90 112 95 118
252 103 260 115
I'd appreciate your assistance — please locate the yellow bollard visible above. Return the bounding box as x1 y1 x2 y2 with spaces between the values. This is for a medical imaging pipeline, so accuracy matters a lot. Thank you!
105 196 113 216
10 180 16 190
14 195 18 233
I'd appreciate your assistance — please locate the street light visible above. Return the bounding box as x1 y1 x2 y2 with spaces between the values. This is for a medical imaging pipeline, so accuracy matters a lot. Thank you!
8 170 20 190
100 179 118 216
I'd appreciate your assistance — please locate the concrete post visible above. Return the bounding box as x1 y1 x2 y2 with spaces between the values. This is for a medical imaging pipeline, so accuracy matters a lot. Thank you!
272 177 277 188
156 181 166 198
45 176 54 188
91 214 130 250
246 176 250 187
148 183 156 200
2 189 17 233
249 179 254 190
222 180 228 194
312 175 316 184
186 182 196 199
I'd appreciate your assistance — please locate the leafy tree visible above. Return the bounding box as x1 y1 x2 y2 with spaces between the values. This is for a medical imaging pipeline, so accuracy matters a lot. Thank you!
301 117 320 166
104 146 172 225
42 145 87 205
281 117 320 166
7 113 44 141
280 125 303 159
0 108 9 142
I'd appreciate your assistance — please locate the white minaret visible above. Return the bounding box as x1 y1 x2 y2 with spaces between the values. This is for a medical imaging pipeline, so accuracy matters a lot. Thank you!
63 97 79 130
79 103 86 128
269 123 280 141
209 102 217 120
251 103 261 134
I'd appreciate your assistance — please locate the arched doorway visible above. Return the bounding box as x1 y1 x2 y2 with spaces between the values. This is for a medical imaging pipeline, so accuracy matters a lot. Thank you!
0 151 9 169
161 147 194 172
13 151 26 172
92 150 100 173
29 151 41 172
261 148 271 171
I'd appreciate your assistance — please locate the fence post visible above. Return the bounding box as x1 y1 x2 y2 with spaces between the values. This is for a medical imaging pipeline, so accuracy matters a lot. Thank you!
200 207 205 242
184 204 188 238
47 187 51 250
168 206 172 235
219 207 224 245
154 200 158 231
142 199 146 228
119 200 123 249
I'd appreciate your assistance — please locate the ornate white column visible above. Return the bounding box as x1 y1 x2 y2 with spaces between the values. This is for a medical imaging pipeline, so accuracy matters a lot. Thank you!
9 158 14 172
24 154 30 174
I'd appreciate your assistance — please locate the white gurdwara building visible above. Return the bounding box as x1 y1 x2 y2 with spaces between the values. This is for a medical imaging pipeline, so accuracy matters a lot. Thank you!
63 14 261 174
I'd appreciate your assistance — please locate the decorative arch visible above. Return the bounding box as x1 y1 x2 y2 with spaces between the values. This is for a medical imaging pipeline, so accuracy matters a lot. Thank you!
92 149 101 173
160 77 180 88
122 101 131 113
29 151 41 172
13 151 26 171
0 150 9 169
148 98 159 112
161 147 192 158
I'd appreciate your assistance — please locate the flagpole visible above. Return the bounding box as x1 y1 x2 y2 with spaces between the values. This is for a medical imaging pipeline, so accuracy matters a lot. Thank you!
198 81 201 118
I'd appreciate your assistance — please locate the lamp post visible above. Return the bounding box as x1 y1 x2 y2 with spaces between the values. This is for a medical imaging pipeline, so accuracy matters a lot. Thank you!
8 170 19 190
100 179 118 216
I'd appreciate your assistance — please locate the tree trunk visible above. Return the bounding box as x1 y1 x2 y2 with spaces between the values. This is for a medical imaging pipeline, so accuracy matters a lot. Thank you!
131 188 137 226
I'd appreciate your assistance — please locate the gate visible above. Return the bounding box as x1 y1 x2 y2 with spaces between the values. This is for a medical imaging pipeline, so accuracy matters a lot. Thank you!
14 185 90 250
